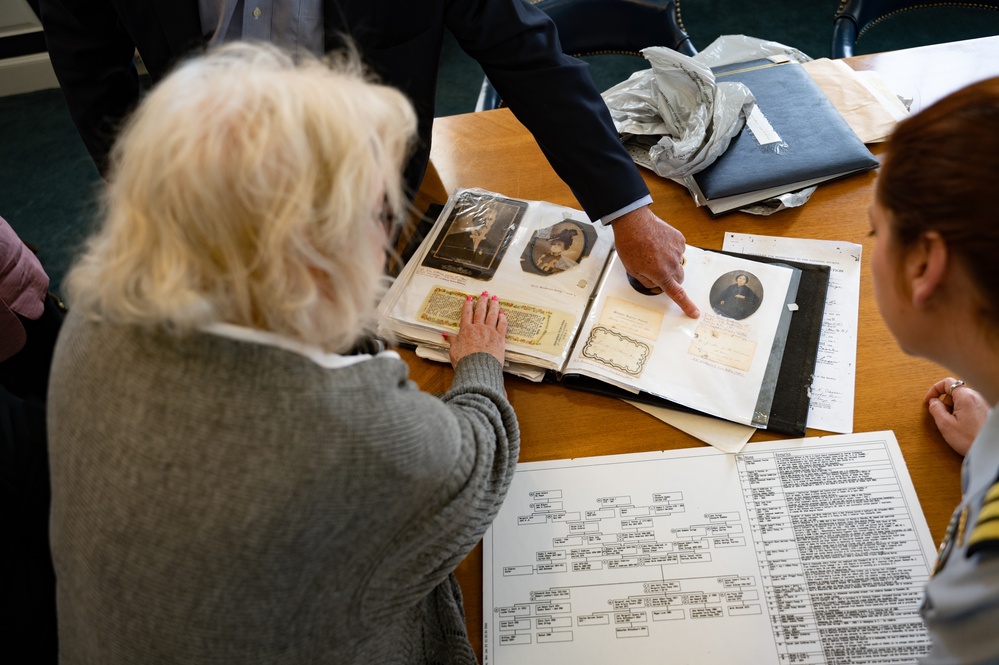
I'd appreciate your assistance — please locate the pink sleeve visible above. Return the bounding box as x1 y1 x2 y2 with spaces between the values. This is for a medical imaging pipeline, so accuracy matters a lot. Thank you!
0 216 50 361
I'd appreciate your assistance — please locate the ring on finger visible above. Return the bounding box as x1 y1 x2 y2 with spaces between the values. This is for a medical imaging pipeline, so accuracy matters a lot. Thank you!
947 380 966 396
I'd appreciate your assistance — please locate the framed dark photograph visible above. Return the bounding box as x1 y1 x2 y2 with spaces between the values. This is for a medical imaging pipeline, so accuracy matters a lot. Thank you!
422 192 528 280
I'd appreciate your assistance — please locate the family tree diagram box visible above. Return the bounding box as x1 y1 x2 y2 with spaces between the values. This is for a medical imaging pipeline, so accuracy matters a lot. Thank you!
483 432 935 665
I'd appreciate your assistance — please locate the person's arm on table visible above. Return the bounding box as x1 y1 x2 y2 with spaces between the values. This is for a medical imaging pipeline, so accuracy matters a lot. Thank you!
365 294 518 621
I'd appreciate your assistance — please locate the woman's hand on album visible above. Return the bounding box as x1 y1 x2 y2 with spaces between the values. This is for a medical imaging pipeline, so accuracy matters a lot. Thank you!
446 291 507 369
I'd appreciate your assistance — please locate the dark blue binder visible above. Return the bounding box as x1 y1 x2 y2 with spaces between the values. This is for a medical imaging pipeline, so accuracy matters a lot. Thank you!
692 59 879 215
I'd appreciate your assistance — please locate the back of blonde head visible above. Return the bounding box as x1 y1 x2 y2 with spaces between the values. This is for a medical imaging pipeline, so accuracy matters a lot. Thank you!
67 41 416 352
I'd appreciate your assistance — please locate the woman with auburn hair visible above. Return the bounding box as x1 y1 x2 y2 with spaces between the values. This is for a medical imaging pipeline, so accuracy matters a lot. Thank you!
47 42 518 664
870 75 999 663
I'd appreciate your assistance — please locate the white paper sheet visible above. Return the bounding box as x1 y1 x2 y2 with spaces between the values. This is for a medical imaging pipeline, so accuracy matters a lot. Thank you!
722 233 861 433
482 431 935 664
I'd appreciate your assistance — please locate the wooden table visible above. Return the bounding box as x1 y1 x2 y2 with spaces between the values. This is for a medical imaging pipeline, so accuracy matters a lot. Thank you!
404 36 999 660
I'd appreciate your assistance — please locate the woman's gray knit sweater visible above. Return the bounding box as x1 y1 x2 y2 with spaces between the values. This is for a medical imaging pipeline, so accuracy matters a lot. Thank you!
47 312 519 664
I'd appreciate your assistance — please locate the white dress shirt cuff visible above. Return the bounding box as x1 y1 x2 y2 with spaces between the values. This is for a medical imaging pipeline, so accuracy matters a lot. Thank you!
598 195 654 225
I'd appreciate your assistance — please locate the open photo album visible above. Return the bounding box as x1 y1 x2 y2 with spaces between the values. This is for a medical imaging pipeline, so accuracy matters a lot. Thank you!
379 189 827 433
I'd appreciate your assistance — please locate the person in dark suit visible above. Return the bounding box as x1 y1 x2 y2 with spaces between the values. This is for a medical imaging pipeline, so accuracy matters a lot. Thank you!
35 0 700 317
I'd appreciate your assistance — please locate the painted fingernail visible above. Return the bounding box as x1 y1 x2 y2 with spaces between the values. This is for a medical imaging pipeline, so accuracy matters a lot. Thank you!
491 295 498 301
466 295 473 301
481 291 489 297
442 332 449 340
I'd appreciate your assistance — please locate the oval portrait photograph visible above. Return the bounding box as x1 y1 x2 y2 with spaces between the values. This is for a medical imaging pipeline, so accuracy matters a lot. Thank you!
709 271 764 320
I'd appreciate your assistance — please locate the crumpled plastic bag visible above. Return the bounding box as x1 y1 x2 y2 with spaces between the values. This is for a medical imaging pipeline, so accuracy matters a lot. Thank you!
605 49 755 178
602 36 813 214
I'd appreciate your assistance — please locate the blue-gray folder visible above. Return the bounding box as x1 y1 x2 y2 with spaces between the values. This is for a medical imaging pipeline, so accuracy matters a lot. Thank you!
691 58 879 215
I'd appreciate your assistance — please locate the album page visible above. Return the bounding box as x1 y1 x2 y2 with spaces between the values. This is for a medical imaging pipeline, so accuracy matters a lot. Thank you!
562 246 798 427
379 189 615 371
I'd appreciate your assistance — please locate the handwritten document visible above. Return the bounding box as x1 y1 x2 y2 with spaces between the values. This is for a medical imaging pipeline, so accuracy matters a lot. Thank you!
688 322 757 372
723 233 861 433
483 431 934 664
598 297 663 341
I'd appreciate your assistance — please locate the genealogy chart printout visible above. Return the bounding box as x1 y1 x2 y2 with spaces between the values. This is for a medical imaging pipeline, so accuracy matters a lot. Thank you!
482 432 935 665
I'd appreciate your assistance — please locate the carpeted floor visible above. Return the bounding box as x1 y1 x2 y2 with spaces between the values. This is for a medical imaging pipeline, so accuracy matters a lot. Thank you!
2 0 998 294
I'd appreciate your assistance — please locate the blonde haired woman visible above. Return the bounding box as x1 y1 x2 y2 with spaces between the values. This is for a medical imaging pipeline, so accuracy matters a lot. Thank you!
47 42 517 664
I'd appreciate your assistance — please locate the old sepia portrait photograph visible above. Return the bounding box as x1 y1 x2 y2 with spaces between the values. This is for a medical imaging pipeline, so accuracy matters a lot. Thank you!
422 192 528 280
519 218 597 276
709 271 764 320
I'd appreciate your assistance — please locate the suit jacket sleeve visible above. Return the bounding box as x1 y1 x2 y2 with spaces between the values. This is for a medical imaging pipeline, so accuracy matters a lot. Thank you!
37 0 142 176
444 0 650 221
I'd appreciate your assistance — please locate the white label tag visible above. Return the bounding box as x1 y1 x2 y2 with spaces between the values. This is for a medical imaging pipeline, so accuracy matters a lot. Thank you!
745 105 781 146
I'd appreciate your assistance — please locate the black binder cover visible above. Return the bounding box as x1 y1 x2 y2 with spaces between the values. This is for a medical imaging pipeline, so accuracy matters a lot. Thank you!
693 60 878 203
559 253 830 437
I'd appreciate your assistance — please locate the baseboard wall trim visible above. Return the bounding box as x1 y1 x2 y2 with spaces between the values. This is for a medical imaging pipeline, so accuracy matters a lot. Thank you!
0 52 59 97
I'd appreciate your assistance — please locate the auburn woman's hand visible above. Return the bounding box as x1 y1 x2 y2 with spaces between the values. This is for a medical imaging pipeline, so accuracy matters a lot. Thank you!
925 377 992 456
446 291 507 369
